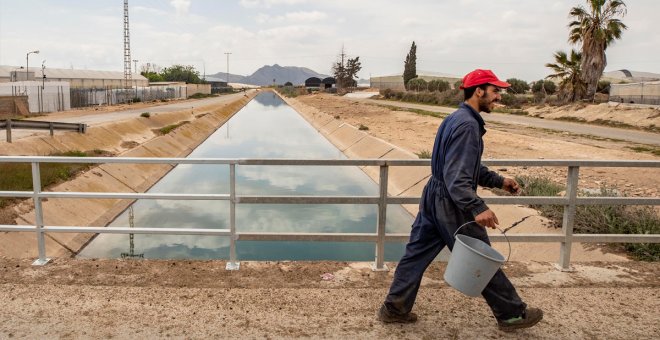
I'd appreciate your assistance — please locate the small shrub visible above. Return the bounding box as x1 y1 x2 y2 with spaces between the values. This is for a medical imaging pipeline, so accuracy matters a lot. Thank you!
407 78 428 92
517 177 660 261
358 124 369 130
159 121 189 135
415 150 432 159
427 80 450 92
131 97 141 103
140 112 151 118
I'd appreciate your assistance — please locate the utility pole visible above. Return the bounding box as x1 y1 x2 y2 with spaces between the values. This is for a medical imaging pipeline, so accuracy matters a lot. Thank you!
224 52 232 87
123 0 132 89
26 50 39 82
133 59 139 75
41 60 46 89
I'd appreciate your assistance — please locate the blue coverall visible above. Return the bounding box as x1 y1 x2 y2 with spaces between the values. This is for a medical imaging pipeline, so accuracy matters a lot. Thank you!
384 102 526 320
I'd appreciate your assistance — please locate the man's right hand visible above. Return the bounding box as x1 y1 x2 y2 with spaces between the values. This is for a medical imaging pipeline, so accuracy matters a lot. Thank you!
475 209 499 229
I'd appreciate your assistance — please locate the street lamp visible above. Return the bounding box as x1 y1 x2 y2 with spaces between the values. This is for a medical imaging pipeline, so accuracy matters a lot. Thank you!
26 50 39 82
41 60 47 89
224 52 232 87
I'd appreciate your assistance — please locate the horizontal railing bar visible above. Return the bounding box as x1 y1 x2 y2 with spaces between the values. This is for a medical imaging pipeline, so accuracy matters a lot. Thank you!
0 225 38 232
0 156 657 168
1 225 658 243
237 196 380 204
488 234 566 242
483 196 567 205
43 226 232 235
482 159 660 167
571 234 660 243
0 191 35 198
2 192 658 207
37 192 230 200
238 232 384 242
1 120 85 131
575 197 660 205
386 196 421 204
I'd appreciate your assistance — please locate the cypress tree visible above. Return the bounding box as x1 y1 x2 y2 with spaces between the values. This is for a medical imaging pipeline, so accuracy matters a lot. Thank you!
403 41 417 90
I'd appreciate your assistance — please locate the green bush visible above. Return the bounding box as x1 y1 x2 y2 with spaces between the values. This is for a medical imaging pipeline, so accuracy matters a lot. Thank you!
407 78 428 92
505 78 530 94
358 124 369 130
415 150 432 159
140 112 151 118
597 80 611 94
500 93 527 108
427 80 450 92
159 121 189 135
531 80 557 95
516 176 660 261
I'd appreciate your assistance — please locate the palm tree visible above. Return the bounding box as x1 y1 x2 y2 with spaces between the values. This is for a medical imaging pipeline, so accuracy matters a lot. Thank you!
545 50 585 102
568 0 627 101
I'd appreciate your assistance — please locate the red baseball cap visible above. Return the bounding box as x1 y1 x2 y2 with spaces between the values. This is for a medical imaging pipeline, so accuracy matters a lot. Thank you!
459 69 510 89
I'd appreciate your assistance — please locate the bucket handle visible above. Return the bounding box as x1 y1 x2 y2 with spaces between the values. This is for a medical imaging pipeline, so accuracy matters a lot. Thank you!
453 221 512 263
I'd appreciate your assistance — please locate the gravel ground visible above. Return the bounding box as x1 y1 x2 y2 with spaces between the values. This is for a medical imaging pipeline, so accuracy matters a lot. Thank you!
0 258 658 339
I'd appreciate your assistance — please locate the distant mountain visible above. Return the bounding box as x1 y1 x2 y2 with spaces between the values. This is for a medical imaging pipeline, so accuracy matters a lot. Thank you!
209 64 329 86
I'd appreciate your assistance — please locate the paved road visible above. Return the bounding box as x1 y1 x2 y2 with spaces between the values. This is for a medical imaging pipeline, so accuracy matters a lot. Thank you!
0 91 255 141
358 98 660 146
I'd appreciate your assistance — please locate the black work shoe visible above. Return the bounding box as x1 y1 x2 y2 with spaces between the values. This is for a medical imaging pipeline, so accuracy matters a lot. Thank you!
497 307 543 332
377 305 418 323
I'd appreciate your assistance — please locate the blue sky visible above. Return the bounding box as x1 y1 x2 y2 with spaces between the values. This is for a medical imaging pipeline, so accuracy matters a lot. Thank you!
1 0 658 81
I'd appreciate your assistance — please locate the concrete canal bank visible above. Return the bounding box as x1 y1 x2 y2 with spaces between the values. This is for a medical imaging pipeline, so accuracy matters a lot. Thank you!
0 92 256 258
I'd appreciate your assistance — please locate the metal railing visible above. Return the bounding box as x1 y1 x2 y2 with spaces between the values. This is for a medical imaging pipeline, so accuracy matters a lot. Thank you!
0 156 658 271
1 119 87 143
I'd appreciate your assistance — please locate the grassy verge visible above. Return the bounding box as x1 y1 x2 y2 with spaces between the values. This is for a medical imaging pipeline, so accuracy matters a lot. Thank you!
556 116 659 133
189 93 218 99
626 146 660 157
0 150 110 209
515 176 659 261
378 104 449 119
158 121 190 135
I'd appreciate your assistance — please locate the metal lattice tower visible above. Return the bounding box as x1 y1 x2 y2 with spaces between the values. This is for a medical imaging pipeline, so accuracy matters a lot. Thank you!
121 206 144 258
123 0 132 89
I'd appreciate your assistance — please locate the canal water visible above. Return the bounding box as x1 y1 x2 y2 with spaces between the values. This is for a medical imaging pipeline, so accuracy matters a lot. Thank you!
78 92 414 261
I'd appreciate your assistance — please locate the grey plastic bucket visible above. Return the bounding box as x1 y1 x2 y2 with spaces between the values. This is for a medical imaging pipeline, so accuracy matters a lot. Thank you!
443 234 506 297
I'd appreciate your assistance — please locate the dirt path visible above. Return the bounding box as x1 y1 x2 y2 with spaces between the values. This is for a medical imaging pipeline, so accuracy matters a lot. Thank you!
297 93 660 198
0 258 658 339
358 98 660 146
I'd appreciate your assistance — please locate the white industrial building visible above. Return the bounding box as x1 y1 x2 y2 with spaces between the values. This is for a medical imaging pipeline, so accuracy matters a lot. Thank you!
370 71 461 91
0 65 148 88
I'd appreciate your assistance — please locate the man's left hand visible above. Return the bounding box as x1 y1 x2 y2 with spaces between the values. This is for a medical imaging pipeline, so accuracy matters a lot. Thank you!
502 178 521 195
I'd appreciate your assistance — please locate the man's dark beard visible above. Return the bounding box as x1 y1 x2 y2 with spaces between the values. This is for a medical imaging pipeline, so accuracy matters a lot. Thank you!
478 96 492 113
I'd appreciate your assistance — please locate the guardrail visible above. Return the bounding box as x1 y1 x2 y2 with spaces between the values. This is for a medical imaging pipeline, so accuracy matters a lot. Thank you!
0 157 658 271
1 119 87 143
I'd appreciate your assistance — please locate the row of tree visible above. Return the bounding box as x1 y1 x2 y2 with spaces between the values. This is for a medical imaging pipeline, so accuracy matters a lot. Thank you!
400 1 627 103
140 64 204 84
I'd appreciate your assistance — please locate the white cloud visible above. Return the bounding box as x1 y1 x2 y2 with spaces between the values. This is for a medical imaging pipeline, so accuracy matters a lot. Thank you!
255 10 326 24
240 0 308 9
170 0 192 15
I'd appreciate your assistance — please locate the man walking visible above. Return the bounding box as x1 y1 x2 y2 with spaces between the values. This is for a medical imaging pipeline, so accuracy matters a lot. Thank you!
377 69 543 331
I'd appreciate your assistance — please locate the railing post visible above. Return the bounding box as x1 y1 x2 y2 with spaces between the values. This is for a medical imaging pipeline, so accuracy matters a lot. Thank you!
372 164 389 271
557 166 579 271
49 122 54 136
6 119 12 143
31 162 50 266
226 163 240 270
